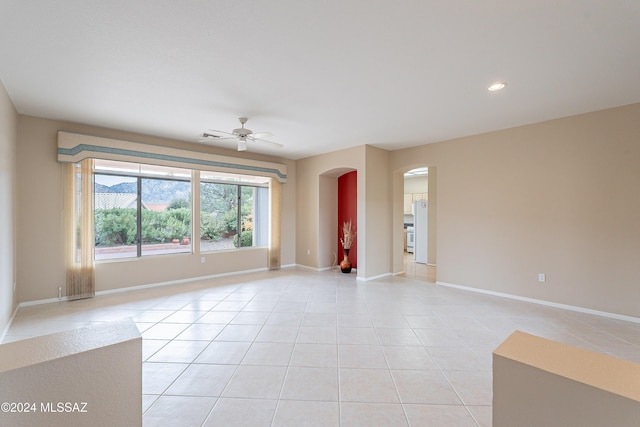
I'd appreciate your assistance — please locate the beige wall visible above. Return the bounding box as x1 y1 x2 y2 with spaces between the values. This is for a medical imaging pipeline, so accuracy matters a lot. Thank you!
296 146 365 271
363 145 392 278
12 99 640 317
280 158 297 266
427 167 437 265
403 174 427 194
391 103 640 318
295 145 392 279
16 115 296 302
318 174 338 269
0 80 17 336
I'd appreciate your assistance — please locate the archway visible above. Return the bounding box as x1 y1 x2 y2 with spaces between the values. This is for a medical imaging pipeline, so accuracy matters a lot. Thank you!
393 165 437 282
318 168 358 272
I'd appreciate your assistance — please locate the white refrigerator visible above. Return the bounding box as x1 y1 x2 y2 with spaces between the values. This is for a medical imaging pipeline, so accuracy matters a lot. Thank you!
413 200 427 264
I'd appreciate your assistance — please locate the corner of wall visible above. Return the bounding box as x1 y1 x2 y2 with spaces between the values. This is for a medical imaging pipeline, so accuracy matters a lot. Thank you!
0 78 19 338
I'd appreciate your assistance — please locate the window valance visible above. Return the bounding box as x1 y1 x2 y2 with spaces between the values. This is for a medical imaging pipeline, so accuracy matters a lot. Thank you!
57 131 287 183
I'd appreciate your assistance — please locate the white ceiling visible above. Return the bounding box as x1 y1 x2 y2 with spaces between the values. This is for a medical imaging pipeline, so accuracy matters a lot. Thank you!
1 1 639 160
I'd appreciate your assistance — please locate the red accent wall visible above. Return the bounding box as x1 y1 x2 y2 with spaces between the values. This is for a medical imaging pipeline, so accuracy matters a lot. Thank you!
338 171 357 268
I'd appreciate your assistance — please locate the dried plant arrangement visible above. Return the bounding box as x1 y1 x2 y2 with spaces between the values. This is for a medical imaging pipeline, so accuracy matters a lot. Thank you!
340 219 355 250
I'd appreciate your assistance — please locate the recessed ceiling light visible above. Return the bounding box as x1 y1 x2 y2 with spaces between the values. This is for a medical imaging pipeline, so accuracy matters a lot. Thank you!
488 82 507 92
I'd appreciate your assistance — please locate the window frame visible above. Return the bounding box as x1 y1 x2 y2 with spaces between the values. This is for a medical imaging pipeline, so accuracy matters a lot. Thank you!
199 176 269 253
92 160 272 261
93 162 193 261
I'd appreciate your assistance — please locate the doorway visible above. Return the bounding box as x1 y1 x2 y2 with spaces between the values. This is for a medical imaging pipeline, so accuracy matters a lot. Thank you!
400 166 436 282
402 253 436 282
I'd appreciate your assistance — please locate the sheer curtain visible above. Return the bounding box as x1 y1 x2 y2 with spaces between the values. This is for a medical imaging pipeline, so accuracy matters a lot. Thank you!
63 159 95 299
269 178 282 270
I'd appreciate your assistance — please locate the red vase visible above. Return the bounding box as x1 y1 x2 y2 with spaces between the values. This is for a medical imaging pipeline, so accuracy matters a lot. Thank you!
340 248 352 273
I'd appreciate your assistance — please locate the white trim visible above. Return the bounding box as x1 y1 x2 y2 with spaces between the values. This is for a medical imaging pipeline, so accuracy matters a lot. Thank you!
436 281 640 324
293 264 316 271
292 264 359 274
294 264 324 272
0 305 21 343
281 264 297 269
393 271 406 276
18 296 68 307
15 268 270 309
357 272 393 282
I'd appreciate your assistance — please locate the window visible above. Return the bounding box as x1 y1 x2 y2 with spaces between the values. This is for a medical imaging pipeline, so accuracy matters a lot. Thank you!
94 160 191 260
200 171 269 252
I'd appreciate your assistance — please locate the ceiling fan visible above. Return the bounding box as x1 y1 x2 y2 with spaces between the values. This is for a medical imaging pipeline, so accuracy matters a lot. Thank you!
201 117 283 152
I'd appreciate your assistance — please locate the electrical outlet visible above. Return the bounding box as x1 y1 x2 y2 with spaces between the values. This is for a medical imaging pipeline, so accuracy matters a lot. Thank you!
201 256 206 264
538 273 546 283
307 249 311 255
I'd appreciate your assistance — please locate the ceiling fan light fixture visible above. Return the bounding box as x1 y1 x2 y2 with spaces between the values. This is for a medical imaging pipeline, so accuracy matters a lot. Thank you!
233 128 252 137
488 82 507 92
204 117 283 152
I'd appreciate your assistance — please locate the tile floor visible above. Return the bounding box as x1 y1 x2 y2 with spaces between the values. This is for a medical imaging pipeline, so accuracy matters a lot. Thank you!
398 252 436 282
4 268 640 426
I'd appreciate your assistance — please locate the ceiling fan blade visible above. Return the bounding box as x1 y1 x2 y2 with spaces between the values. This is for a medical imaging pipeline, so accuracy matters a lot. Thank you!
201 130 237 141
252 132 275 139
199 132 239 146
207 136 238 141
202 118 281 151
206 129 236 138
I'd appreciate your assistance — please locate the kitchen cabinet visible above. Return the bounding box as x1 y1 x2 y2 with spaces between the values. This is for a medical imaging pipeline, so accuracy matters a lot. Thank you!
403 194 413 214
412 192 427 202
404 193 427 214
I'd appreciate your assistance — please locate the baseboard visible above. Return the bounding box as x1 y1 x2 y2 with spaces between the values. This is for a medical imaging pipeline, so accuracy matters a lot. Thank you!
1 304 20 344
436 281 640 324
294 264 323 272
16 267 271 308
19 296 68 307
95 267 269 296
357 272 393 282
292 264 364 275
